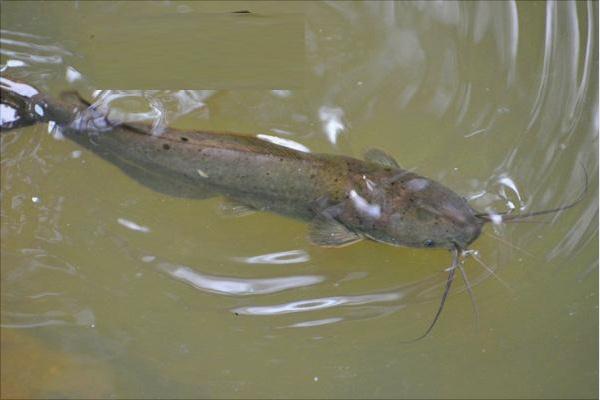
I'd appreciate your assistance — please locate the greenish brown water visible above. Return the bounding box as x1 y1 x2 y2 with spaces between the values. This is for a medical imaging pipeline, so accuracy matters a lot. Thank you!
1 1 598 398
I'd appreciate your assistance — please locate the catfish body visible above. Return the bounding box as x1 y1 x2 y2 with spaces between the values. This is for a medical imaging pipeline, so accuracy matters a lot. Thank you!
4 76 586 340
0 77 483 249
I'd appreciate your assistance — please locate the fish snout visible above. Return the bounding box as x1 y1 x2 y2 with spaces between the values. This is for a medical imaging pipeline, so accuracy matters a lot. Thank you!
456 219 483 248
438 201 483 247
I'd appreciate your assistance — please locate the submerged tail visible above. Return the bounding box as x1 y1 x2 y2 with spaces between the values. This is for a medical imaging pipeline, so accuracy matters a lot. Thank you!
0 75 78 132
0 76 44 131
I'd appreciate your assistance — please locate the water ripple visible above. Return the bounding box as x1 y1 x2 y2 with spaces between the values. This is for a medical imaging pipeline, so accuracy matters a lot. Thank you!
232 292 402 316
158 262 324 296
234 250 310 265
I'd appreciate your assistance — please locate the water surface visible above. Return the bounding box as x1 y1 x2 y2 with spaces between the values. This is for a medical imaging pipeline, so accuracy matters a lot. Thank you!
1 1 598 398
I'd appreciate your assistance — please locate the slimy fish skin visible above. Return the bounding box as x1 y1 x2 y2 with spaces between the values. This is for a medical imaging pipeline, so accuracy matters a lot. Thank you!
1 77 483 250
1 76 584 340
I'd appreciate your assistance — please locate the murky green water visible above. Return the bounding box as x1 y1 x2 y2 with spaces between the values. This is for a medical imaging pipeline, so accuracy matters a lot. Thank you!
1 1 598 398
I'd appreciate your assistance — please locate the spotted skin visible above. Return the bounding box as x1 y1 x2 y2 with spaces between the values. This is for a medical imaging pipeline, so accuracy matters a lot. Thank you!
0 77 483 250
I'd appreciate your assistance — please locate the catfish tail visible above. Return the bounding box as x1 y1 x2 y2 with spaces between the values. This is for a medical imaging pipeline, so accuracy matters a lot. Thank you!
0 75 76 132
0 76 44 131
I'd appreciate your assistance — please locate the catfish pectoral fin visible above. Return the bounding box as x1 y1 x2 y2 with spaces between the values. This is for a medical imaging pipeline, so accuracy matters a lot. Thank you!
308 217 363 247
364 148 400 168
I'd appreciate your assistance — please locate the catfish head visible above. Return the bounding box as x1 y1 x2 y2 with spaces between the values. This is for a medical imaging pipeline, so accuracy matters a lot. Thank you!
345 171 484 250
309 151 485 250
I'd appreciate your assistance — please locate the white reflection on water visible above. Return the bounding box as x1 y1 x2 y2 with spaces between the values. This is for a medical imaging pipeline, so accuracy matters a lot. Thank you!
234 249 310 265
318 106 345 144
117 218 150 233
0 34 73 56
473 2 519 86
0 76 39 97
497 175 523 210
256 134 311 153
288 317 343 328
65 65 83 83
159 262 323 296
0 319 66 329
90 89 215 135
1 308 95 329
47 120 64 140
0 104 19 125
233 292 402 316
271 90 292 98
0 48 63 65
0 59 27 71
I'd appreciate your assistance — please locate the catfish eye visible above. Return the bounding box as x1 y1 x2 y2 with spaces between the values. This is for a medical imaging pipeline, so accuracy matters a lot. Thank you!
423 239 435 248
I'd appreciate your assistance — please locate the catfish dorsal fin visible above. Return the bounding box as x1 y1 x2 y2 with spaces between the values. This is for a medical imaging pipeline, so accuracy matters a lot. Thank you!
364 148 400 168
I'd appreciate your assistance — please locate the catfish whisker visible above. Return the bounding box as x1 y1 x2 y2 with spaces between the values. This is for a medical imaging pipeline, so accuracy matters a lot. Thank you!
499 219 549 224
471 252 513 293
400 247 459 343
475 163 588 223
457 261 480 330
484 231 534 257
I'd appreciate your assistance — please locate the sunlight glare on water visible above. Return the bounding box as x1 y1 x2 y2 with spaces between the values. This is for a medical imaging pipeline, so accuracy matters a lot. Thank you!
1 1 597 398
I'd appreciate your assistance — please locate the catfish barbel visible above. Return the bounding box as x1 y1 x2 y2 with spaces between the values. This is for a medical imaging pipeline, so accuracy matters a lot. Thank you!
0 76 585 340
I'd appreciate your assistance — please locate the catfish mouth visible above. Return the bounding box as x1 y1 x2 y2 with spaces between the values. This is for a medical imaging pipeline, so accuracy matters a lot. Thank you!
461 221 484 248
435 216 483 250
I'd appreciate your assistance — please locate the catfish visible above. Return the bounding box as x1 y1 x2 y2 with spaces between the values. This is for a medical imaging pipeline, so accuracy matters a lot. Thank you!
0 76 585 340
